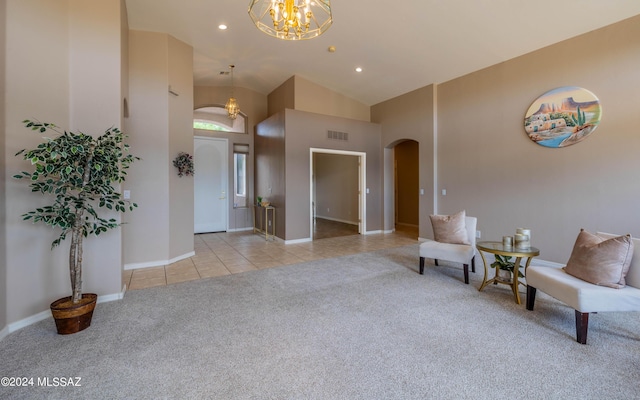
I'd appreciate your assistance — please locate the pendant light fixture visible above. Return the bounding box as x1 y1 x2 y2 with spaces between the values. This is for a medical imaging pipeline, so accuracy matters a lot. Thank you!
248 0 333 40
225 65 240 120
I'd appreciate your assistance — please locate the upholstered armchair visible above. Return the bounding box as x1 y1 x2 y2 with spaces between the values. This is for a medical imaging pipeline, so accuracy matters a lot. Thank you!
526 231 640 344
419 211 477 284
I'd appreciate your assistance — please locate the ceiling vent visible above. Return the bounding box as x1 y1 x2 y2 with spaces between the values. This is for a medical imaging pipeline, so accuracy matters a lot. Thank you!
219 71 230 75
327 130 348 141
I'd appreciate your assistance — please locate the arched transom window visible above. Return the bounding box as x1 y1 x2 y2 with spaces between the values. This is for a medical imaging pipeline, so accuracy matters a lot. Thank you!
193 106 247 134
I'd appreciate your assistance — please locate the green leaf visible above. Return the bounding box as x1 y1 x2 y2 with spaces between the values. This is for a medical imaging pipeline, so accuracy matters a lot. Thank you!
15 120 139 242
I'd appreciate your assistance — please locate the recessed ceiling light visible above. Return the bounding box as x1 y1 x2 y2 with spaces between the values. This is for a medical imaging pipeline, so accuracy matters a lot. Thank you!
218 24 228 30
355 67 363 72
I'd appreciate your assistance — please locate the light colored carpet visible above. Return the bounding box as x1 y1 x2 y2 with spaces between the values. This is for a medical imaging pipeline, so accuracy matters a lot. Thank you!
1 244 639 399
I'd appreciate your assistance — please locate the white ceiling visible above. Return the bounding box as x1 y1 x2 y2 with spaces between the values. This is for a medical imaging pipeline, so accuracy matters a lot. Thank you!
125 0 640 106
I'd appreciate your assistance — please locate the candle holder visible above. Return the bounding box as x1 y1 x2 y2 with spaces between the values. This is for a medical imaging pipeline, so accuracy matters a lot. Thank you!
502 236 513 248
515 233 530 249
516 228 531 242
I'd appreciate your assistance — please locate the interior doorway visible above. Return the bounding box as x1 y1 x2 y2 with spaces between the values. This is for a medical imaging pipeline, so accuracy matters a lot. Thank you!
194 136 228 233
310 148 366 240
393 140 419 237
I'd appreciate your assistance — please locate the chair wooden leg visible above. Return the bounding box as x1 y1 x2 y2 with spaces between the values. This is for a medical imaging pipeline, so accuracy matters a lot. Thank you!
463 264 469 284
434 259 439 266
471 257 475 273
526 285 536 310
419 257 425 275
575 310 589 345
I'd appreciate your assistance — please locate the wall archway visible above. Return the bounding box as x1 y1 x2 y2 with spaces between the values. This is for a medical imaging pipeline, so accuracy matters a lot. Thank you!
384 139 419 238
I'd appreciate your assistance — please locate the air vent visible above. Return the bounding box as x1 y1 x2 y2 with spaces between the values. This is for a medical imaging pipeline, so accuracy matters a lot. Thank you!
327 130 349 141
219 71 230 75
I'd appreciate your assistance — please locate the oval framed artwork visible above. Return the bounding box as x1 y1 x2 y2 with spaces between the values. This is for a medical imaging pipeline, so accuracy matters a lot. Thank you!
524 86 602 148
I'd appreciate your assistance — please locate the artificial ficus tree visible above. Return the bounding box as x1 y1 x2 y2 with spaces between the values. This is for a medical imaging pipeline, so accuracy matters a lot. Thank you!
14 120 139 303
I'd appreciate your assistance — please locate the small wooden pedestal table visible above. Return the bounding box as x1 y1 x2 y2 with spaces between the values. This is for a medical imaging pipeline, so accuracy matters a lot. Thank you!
476 241 540 304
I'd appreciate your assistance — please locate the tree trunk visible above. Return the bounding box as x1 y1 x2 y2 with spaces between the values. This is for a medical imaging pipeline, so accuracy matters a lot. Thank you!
70 147 93 304
69 224 83 304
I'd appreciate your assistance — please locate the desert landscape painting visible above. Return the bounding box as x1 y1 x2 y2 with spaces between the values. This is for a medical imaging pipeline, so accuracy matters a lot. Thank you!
524 86 602 148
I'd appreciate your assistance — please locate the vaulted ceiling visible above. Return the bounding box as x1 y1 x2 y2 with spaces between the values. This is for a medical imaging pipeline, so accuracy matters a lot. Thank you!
125 0 640 106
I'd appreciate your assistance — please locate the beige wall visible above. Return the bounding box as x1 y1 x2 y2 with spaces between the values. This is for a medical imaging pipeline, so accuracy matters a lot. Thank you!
124 31 171 267
268 75 370 122
194 85 268 230
120 0 129 127
167 35 194 257
254 112 286 237
258 109 383 241
314 153 359 224
69 0 126 297
0 0 7 331
436 15 640 263
294 76 370 122
119 0 129 276
5 0 126 324
124 31 194 268
372 17 640 261
371 85 435 236
262 78 379 241
284 109 382 240
267 76 295 117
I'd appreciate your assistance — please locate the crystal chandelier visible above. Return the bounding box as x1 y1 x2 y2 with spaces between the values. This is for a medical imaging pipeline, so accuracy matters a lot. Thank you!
248 0 333 40
225 65 240 120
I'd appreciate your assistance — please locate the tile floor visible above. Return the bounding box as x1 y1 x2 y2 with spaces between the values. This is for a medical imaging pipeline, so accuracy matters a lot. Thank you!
124 224 418 291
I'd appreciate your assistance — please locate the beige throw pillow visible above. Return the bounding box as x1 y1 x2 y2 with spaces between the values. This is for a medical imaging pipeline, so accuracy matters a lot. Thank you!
430 210 470 245
563 229 634 289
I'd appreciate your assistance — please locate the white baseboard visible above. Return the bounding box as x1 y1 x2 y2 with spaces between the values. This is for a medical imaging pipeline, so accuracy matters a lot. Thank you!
2 290 125 340
124 250 196 270
7 309 51 334
285 237 312 245
315 216 359 225
396 222 419 228
227 227 253 232
285 229 382 242
98 292 125 303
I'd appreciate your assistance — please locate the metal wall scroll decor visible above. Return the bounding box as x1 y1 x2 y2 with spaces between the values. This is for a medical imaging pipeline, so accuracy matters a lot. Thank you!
524 86 602 148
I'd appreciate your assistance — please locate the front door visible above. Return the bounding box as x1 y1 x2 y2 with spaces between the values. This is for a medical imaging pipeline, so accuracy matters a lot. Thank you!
194 137 228 233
